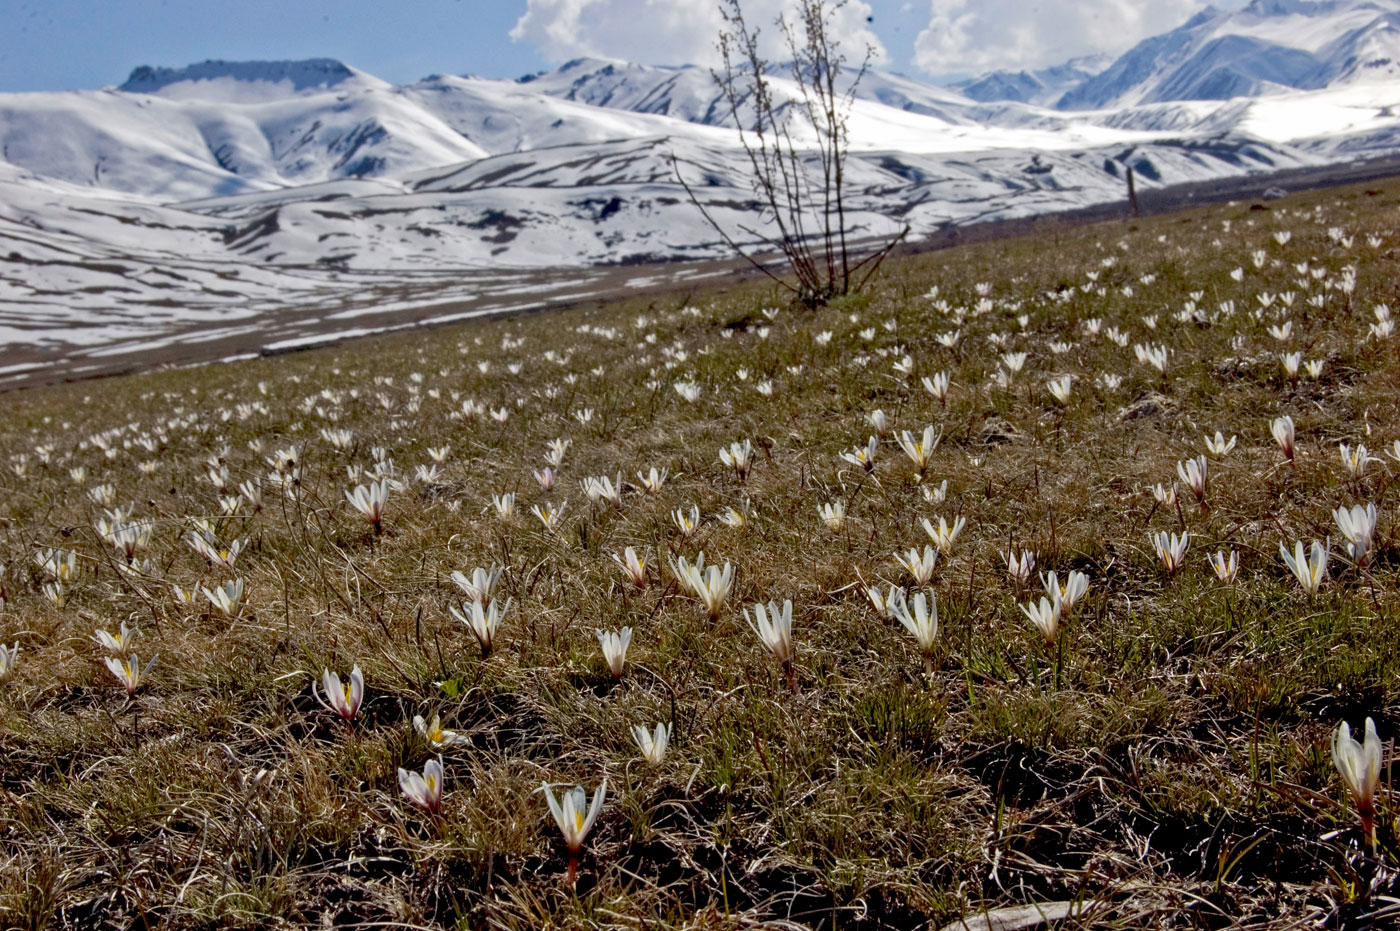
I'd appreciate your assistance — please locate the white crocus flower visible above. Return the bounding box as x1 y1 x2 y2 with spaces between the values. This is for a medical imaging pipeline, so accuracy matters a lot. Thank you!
1279 540 1328 596
398 757 444 815
671 554 734 618
633 723 670 765
1150 531 1190 575
345 479 392 533
0 642 18 681
889 590 939 659
1098 373 1123 391
1271 415 1296 461
1334 503 1379 567
544 438 570 468
413 714 465 748
671 503 703 538
717 501 751 528
636 467 669 494
187 530 244 571
922 372 951 404
450 565 503 606
747 599 796 687
452 598 512 657
921 515 964 552
866 409 890 437
314 665 364 722
1340 443 1378 479
1020 597 1059 645
920 479 949 505
105 653 157 696
581 474 623 507
1177 456 1208 509
895 546 939 586
840 436 879 472
1133 343 1169 374
1043 570 1089 613
866 583 906 618
596 627 633 677
896 425 942 474
203 578 244 618
1005 550 1036 586
818 501 846 531
612 547 647 587
543 779 607 884
531 500 568 533
719 440 754 481
1209 550 1239 584
1333 717 1383 842
37 548 78 583
1204 431 1237 456
92 621 141 656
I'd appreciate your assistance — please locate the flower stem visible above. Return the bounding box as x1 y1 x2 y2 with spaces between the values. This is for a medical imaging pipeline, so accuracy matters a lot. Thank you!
782 659 799 694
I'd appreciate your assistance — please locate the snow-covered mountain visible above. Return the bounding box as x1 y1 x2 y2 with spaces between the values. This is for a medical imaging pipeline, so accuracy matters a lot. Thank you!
1053 0 1400 109
952 57 1114 108
519 56 1012 129
117 58 379 100
2 0 1400 377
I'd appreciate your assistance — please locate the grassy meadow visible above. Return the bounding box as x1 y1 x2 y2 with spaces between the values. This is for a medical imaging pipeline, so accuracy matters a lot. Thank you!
2 181 1400 929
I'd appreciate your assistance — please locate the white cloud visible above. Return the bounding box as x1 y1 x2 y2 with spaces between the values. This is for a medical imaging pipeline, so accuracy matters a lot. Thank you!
913 0 1206 75
511 0 887 68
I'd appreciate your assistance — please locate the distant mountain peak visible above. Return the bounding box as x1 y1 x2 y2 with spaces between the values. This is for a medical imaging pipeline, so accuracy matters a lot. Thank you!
953 55 1113 107
1049 0 1400 109
119 58 360 96
1243 0 1327 15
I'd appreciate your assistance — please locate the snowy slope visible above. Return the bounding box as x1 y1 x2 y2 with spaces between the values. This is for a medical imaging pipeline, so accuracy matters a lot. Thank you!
953 57 1114 108
0 82 486 200
519 56 1030 130
1057 0 1400 109
2 0 1400 368
398 72 738 154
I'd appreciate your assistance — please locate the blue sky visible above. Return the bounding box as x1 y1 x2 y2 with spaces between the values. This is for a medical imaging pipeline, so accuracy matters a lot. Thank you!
0 1 1228 93
0 0 934 91
0 1 542 91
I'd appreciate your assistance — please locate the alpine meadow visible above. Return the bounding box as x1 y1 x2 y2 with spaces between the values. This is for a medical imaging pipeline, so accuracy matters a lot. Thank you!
8 0 1400 927
1 178 1399 928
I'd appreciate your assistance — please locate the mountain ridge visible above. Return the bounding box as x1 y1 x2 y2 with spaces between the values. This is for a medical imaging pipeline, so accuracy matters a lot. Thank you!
1 0 1400 360
1049 0 1400 109
118 58 364 96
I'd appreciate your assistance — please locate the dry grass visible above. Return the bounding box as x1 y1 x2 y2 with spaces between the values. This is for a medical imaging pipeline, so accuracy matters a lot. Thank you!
2 181 1400 929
